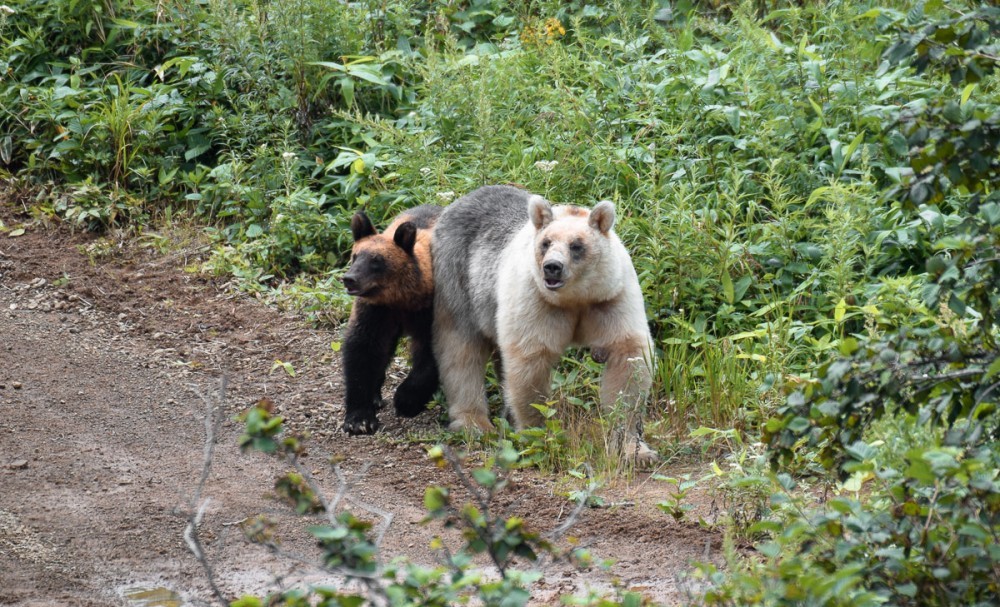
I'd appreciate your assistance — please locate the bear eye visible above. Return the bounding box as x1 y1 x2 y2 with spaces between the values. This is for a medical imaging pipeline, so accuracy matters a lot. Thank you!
569 240 585 256
540 238 551 252
370 254 385 270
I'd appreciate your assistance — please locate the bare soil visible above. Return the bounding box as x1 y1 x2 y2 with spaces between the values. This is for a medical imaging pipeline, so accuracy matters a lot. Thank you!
0 202 722 606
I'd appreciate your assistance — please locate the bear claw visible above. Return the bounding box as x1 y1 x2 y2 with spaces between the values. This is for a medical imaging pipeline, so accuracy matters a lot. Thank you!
342 415 380 435
624 438 660 469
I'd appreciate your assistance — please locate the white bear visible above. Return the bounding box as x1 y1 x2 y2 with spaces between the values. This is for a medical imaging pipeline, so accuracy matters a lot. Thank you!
432 185 657 464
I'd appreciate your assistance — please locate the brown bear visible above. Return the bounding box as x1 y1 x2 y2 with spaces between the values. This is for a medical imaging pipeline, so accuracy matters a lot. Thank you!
340 205 442 434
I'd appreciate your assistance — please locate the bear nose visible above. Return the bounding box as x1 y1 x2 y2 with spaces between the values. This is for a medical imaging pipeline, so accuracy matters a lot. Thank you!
342 275 359 292
543 261 563 278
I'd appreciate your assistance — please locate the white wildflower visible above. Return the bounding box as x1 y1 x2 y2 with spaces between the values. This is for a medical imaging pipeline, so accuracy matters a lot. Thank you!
281 151 295 160
0 5 14 15
419 167 432 177
436 191 456 203
534 160 559 173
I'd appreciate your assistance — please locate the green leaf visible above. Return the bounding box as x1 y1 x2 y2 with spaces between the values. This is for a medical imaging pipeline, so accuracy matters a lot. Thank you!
471 468 497 488
756 541 781 558
961 82 977 106
110 18 141 29
839 337 859 355
788 416 810 433
979 202 1000 226
184 142 211 161
271 359 296 377
351 157 366 174
423 486 447 512
947 292 967 316
985 357 1000 380
808 96 824 120
839 132 865 173
845 440 876 461
340 77 354 107
905 457 935 484
721 270 734 304
309 525 349 540
733 275 753 302
834 297 847 323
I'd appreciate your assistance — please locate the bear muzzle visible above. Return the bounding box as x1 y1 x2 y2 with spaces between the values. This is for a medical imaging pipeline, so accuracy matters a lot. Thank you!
342 274 364 296
542 260 565 290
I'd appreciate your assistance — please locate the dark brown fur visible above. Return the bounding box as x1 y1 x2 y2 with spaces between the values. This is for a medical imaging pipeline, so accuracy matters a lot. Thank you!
340 205 442 434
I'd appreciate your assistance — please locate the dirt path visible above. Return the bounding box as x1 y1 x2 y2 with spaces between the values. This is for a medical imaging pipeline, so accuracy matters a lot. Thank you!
0 207 720 606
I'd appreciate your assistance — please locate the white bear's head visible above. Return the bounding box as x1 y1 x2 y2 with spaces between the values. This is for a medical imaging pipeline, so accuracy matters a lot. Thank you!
527 195 623 303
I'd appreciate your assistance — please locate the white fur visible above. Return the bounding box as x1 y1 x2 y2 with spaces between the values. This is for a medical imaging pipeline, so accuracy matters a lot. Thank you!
493 203 657 464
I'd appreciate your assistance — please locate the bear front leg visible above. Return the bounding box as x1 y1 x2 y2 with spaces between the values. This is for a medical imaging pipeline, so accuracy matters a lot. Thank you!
393 308 439 418
342 304 401 435
599 335 658 466
502 349 561 430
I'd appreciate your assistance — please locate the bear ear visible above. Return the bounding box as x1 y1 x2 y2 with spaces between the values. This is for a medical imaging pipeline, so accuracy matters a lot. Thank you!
528 195 553 230
393 221 418 254
589 201 615 234
351 212 376 242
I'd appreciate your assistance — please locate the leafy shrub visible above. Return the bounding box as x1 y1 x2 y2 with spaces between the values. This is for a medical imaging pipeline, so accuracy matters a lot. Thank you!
231 404 641 607
702 5 1000 606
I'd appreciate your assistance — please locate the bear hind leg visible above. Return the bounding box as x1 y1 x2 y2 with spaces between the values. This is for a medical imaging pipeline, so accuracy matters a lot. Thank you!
435 324 493 431
393 310 439 418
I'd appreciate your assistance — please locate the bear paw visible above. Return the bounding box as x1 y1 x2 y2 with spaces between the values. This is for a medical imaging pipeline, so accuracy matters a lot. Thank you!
342 412 380 435
624 437 660 469
393 392 429 418
448 413 494 433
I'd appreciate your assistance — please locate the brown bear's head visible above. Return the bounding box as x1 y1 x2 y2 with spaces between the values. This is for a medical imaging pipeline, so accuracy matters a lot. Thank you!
527 195 621 303
342 211 433 308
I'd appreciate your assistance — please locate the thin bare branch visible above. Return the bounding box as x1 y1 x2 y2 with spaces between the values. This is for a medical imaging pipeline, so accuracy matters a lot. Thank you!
181 377 229 606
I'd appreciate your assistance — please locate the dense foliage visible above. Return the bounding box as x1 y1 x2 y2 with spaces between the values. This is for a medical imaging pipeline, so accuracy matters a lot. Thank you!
746 5 1000 605
2 0 998 605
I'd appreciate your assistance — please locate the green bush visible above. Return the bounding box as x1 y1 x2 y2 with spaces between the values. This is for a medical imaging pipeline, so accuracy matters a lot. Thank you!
704 5 1000 606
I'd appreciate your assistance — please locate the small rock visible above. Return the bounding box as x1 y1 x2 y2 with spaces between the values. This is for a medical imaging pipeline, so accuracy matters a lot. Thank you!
12 382 22 389
8 459 28 470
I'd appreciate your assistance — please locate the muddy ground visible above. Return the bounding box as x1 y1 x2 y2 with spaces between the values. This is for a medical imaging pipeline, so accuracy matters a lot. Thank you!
0 202 722 606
